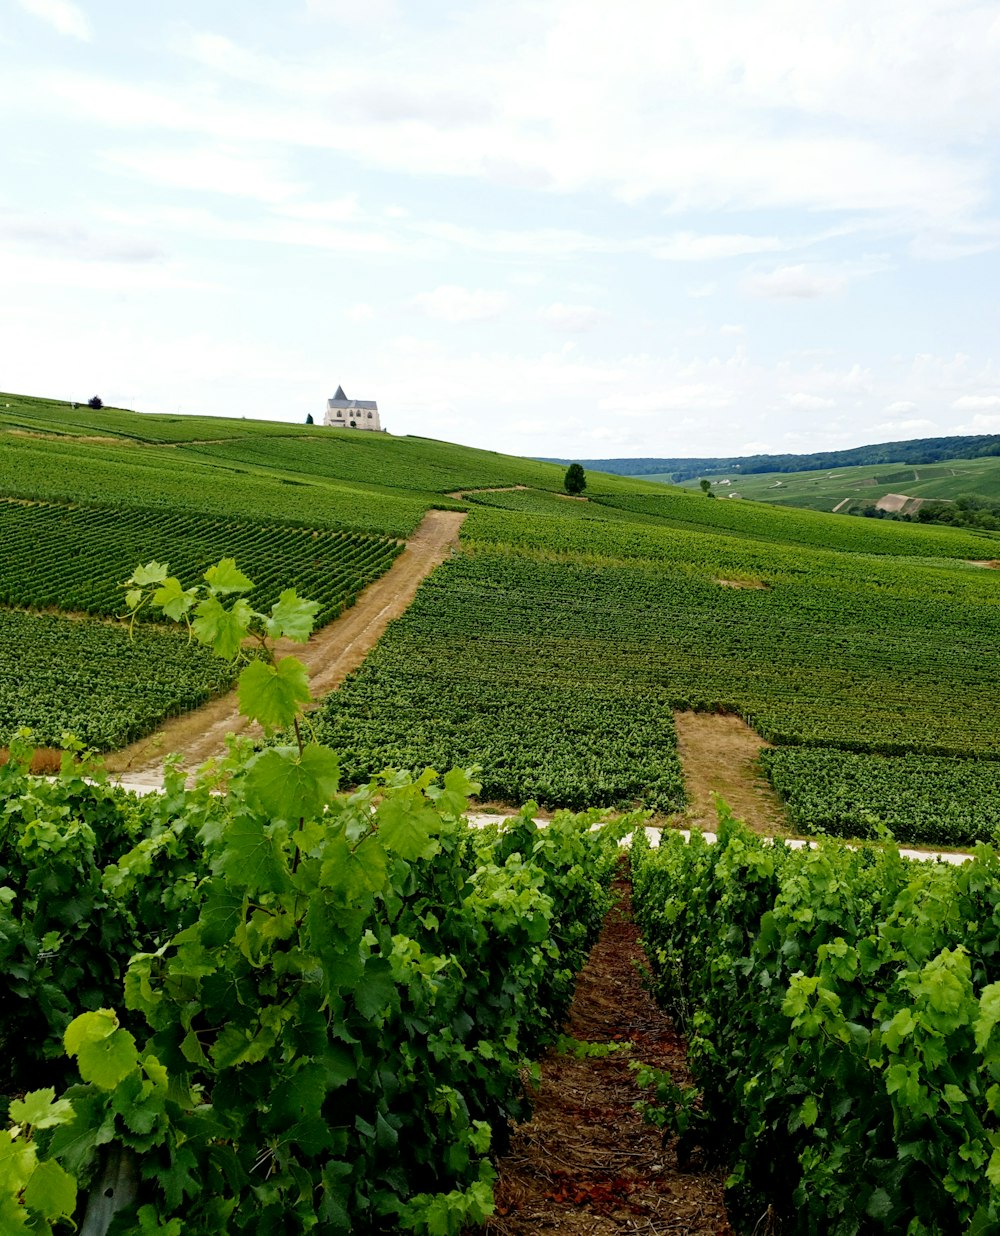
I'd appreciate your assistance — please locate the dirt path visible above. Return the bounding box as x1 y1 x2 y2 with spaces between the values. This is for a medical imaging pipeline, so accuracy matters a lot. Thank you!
104 510 466 785
484 866 732 1235
674 711 788 837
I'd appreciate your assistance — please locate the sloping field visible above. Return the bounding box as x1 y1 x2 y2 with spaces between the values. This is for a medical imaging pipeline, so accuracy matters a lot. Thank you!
5 393 1000 841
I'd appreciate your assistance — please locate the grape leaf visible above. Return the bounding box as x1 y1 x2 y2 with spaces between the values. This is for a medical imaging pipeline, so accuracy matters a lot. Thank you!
376 796 443 861
193 597 253 660
128 561 170 587
23 1159 77 1221
203 558 254 595
153 577 199 621
215 814 289 892
64 1008 119 1057
244 744 339 821
238 657 311 731
266 589 320 643
8 1089 75 1131
77 1029 140 1090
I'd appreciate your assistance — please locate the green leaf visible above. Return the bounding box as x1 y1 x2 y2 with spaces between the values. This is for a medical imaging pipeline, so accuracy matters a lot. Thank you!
77 1029 140 1090
866 1188 892 1220
8 1089 75 1131
64 1008 119 1057
203 558 254 595
128 561 170 587
0 1195 29 1231
124 588 143 611
800 1095 819 1128
192 596 254 660
355 957 396 1021
376 796 443 862
215 814 288 892
988 1148 1000 1190
0 1130 35 1195
238 657 311 731
976 982 1000 1052
23 1159 77 1221
153 576 199 621
244 744 339 821
266 589 320 643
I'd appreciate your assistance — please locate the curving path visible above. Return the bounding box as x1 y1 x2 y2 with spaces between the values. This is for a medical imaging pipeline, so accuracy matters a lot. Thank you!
104 509 466 786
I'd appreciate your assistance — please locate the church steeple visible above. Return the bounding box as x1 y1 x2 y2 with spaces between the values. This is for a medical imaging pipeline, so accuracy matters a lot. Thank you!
333 385 347 400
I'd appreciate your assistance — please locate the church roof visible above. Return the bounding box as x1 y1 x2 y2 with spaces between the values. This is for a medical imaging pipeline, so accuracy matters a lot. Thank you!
333 384 347 400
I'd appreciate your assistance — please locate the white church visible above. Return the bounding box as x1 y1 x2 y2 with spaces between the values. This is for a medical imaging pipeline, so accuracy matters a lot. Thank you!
323 386 382 431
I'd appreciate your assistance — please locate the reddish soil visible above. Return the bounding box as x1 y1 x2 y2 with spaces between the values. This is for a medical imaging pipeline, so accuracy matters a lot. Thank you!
482 866 732 1235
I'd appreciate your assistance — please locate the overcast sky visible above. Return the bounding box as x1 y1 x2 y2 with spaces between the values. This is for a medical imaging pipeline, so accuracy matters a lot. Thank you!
3 1 1000 459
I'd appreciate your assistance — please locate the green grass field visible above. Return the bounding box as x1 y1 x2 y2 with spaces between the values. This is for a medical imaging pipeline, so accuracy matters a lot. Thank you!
648 454 1000 512
6 391 1000 838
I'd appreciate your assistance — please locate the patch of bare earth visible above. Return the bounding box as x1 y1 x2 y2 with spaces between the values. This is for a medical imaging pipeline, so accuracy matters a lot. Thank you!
482 867 732 1236
674 711 788 837
104 509 466 785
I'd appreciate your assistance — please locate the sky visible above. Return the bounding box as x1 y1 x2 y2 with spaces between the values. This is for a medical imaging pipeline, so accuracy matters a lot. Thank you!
3 1 1000 460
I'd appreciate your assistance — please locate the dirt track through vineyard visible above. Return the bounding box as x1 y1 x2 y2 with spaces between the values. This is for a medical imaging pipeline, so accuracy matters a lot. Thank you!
483 865 733 1235
674 711 789 837
104 509 466 785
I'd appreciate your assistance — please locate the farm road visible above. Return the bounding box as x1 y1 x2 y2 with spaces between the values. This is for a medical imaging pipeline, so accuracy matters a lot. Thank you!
104 509 466 786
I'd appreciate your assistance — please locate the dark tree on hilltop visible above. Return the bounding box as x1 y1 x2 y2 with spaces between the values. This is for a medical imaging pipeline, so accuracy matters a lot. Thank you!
305 413 314 424
564 463 586 495
87 396 103 410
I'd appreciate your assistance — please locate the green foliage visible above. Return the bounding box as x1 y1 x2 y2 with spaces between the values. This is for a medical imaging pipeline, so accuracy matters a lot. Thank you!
761 747 1000 848
631 817 1000 1232
563 463 586 495
0 497 402 625
0 611 234 750
0 559 626 1230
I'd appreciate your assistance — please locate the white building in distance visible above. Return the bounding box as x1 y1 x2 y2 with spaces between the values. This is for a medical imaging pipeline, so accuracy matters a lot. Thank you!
323 385 381 430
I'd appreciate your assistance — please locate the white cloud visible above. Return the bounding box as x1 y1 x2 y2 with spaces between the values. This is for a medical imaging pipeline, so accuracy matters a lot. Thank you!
650 232 783 261
539 303 605 332
14 0 90 40
687 282 717 299
719 323 745 336
746 264 850 300
952 394 1000 411
347 302 375 321
883 400 918 415
787 392 837 411
410 285 510 323
101 145 305 204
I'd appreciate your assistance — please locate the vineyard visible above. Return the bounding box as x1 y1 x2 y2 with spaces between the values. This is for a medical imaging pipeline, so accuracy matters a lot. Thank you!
631 816 1000 1233
0 610 233 749
0 569 633 1233
7 394 1000 1231
760 747 1000 848
0 498 403 627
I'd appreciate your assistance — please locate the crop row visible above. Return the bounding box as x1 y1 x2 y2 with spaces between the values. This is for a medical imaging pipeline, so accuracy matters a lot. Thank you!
0 498 403 626
0 433 432 538
760 746 1000 848
0 751 625 1231
632 817 1000 1232
311 547 1000 815
0 609 233 750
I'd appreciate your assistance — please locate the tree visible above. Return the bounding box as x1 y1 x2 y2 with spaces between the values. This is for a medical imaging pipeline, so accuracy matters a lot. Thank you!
305 413 314 425
87 396 103 410
564 463 586 495
699 478 715 498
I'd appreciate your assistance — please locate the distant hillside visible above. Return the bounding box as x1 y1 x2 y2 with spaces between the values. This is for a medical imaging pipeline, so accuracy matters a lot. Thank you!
549 433 1000 482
